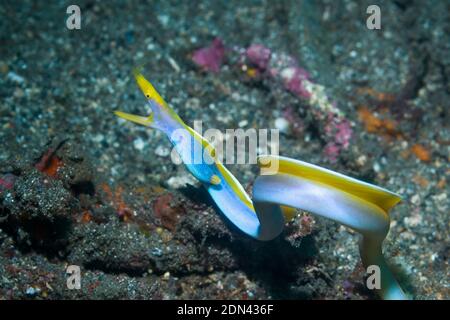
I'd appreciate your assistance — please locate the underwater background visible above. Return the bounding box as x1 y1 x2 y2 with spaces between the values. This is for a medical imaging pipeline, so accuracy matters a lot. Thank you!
0 0 448 299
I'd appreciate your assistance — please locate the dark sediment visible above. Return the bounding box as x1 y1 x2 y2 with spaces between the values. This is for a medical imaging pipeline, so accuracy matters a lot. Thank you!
0 0 448 299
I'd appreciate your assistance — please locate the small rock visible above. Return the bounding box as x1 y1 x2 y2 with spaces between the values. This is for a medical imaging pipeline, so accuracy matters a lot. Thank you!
356 155 367 166
25 286 40 296
410 194 420 205
151 247 163 257
7 71 25 84
274 117 290 134
92 134 105 143
167 174 198 189
373 162 381 173
432 193 447 203
404 214 422 228
133 137 145 151
155 145 170 157
238 120 248 127
186 98 200 109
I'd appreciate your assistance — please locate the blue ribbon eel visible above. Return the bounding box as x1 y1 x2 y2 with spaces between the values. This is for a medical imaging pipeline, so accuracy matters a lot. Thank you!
114 69 408 300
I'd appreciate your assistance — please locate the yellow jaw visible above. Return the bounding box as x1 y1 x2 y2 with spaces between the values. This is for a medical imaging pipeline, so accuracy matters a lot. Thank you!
114 111 153 127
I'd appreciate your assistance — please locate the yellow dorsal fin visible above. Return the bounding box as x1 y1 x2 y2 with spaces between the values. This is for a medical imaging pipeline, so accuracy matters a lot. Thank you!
258 155 402 213
185 126 254 210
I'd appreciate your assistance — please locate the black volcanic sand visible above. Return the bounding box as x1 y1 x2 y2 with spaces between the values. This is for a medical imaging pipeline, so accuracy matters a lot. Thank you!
0 0 448 299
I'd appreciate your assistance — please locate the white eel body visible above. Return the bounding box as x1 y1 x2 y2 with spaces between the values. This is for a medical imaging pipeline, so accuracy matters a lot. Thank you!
116 70 408 300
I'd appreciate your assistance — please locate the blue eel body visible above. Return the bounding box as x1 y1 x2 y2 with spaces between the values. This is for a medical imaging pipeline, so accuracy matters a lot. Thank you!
115 70 408 300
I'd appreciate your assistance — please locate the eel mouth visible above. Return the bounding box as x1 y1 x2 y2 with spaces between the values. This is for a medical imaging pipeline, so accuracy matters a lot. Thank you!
114 110 152 127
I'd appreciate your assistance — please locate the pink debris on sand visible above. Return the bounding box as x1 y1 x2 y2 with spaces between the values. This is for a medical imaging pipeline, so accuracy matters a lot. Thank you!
246 44 271 70
343 280 355 297
280 67 311 99
266 52 298 78
191 39 353 164
282 106 304 136
324 116 353 162
324 142 341 163
0 173 16 191
192 38 225 73
333 119 353 149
